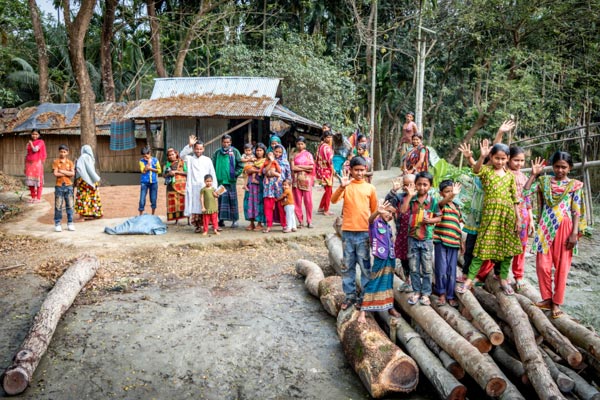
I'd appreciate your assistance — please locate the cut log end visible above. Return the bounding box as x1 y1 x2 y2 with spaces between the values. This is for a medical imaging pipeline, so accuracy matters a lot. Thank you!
472 338 492 353
2 367 29 395
447 363 465 380
485 377 507 397
382 359 419 393
489 332 505 346
567 352 583 369
448 385 468 400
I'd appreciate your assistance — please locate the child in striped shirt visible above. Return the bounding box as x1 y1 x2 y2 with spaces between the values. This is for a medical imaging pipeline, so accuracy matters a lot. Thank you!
433 180 463 307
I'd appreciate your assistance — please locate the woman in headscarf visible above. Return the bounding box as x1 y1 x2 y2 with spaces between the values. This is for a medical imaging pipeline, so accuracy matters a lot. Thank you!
243 143 267 231
268 135 288 158
291 136 315 228
164 148 187 224
75 145 103 219
24 129 47 203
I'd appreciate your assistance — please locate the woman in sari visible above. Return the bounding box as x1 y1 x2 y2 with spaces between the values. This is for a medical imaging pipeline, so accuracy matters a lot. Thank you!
315 130 335 215
24 129 47 203
291 136 314 228
243 143 267 230
164 148 187 223
75 145 103 219
402 133 429 175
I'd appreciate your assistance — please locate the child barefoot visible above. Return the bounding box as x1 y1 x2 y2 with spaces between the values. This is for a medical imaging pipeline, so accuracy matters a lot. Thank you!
358 201 401 323
200 175 220 235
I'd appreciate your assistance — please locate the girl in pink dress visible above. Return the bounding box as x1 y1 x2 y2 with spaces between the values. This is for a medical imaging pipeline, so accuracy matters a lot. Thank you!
24 129 47 203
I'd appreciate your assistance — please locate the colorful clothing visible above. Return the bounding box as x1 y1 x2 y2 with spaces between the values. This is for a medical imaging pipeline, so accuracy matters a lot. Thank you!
201 186 219 214
75 178 103 218
534 176 586 254
331 181 378 231
292 150 314 225
404 145 429 173
139 157 161 184
52 158 75 186
400 121 418 144
473 166 522 260
361 257 396 312
407 193 441 241
385 191 410 261
511 169 531 279
462 176 484 234
24 138 46 193
164 159 187 222
213 146 243 222
433 202 462 248
315 142 334 186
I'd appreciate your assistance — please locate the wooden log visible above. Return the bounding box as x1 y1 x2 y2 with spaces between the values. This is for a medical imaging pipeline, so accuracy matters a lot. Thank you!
515 293 583 367
485 274 565 400
540 348 576 393
337 307 419 398
377 312 467 400
3 255 99 395
578 346 600 378
482 354 527 400
519 281 600 362
325 233 344 276
411 322 465 379
318 276 345 317
431 295 492 353
491 345 529 385
455 287 504 346
556 364 600 400
392 277 507 397
333 216 343 237
295 259 325 298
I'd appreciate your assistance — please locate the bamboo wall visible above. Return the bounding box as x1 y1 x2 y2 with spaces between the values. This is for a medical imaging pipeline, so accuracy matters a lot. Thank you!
0 135 147 175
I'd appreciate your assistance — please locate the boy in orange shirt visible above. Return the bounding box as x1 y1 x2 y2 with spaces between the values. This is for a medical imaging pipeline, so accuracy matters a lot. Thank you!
278 179 296 233
52 144 75 232
331 156 378 310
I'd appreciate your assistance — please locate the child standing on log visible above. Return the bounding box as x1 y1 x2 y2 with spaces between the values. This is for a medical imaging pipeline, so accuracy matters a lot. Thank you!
331 156 378 311
52 144 75 232
358 201 401 323
384 174 416 291
400 171 441 306
526 151 586 319
433 180 463 307
458 140 522 295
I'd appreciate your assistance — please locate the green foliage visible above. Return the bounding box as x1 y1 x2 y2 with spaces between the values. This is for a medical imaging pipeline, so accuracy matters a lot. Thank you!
0 88 21 108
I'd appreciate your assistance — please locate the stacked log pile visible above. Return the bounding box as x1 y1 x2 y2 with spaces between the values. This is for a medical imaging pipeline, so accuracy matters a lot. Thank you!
294 232 600 399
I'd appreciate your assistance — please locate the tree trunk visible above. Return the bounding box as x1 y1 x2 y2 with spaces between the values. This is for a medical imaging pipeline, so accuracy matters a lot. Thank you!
377 312 467 400
411 322 465 379
392 277 507 397
491 345 529 385
540 349 576 393
515 293 582 367
431 295 492 353
325 233 344 276
336 307 419 397
63 0 97 152
100 0 117 102
318 276 345 317
456 286 504 345
482 354 527 400
147 0 167 78
28 0 50 103
295 259 324 298
556 365 600 400
518 281 600 361
485 274 564 400
2 256 99 395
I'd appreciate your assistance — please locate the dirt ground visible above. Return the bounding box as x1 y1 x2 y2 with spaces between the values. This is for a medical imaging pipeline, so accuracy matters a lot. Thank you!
0 169 599 399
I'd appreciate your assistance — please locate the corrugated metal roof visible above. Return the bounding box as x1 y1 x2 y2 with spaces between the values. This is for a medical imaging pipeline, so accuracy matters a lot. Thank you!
271 104 321 129
150 77 282 100
124 94 279 119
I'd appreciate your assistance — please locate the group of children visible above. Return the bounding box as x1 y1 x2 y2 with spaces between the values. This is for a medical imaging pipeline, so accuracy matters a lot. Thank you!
336 127 586 323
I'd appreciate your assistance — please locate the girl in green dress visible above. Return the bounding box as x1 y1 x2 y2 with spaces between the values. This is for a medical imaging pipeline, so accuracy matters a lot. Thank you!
458 140 523 295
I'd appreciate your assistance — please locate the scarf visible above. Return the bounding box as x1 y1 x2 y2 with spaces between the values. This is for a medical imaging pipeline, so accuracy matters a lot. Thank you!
76 145 101 186
220 146 236 181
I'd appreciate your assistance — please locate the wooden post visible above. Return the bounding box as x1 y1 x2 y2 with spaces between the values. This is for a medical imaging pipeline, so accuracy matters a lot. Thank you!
3 256 99 395
485 274 564 400
377 312 467 400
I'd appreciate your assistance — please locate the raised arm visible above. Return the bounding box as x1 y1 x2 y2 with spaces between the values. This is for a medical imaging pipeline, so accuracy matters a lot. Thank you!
473 139 491 174
493 119 515 144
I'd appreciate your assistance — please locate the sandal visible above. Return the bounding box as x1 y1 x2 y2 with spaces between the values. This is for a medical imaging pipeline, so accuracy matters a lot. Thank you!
420 296 431 306
536 300 552 310
407 293 420 305
448 299 459 307
435 297 447 306
515 279 525 291
341 299 354 311
551 308 564 319
398 282 413 293
456 282 472 294
500 283 515 296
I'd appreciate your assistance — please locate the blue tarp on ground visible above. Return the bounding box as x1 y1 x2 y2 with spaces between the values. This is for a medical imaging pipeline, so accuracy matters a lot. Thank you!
104 215 167 235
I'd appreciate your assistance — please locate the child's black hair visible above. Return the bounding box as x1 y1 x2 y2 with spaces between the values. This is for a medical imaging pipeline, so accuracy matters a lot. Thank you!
58 144 69 151
415 171 434 185
550 150 573 167
490 143 510 156
350 156 367 168
357 134 366 142
204 174 213 181
439 179 454 192
141 146 151 155
243 143 253 150
509 146 525 159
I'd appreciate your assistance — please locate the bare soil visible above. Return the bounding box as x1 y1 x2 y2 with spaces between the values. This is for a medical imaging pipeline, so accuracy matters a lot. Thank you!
0 169 598 400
